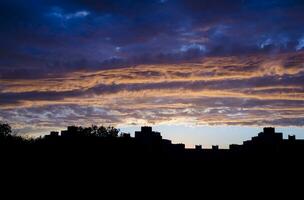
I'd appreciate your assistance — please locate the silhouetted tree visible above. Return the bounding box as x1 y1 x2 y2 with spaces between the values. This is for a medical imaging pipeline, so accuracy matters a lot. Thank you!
106 126 119 138
91 125 98 136
97 126 107 137
82 127 93 136
0 122 12 138
62 125 120 138
93 125 120 138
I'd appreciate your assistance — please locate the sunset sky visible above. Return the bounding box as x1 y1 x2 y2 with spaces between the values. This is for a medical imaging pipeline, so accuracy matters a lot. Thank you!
1 0 304 147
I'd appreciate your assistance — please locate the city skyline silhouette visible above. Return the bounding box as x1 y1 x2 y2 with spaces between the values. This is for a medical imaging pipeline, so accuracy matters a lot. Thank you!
2 0 304 193
1 2 304 187
2 121 304 193
2 122 304 155
1 0 304 145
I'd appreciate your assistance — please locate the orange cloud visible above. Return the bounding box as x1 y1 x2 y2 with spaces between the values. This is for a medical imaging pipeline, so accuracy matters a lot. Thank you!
1 52 304 133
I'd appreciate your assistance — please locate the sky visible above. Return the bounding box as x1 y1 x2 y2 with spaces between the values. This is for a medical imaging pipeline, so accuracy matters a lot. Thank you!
1 0 304 147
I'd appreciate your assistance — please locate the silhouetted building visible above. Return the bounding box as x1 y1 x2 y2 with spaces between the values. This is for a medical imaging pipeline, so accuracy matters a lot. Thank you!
135 126 162 142
162 139 172 145
264 127 275 134
233 127 304 154
174 143 185 150
212 145 219 150
61 126 79 137
229 144 242 151
288 135 296 141
195 145 202 150
44 131 59 140
120 133 131 138
243 127 283 146
50 131 59 137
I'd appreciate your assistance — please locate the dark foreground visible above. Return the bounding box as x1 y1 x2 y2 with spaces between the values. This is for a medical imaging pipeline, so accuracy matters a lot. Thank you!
1 126 304 195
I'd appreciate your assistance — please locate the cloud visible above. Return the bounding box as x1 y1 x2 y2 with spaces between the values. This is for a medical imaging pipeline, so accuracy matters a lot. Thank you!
48 8 90 20
1 0 304 80
296 36 304 51
1 0 304 135
180 43 206 52
1 52 304 135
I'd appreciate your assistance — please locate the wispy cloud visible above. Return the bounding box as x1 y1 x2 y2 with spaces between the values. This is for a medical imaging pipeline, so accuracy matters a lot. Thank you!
1 52 304 134
1 0 304 136
296 36 304 51
48 8 90 20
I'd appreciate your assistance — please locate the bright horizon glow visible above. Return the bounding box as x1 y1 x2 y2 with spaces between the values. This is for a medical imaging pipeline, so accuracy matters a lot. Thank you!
17 124 304 149
120 125 304 149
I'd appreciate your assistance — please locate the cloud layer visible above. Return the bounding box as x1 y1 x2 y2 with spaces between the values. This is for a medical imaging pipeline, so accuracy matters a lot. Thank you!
1 52 304 134
1 0 304 135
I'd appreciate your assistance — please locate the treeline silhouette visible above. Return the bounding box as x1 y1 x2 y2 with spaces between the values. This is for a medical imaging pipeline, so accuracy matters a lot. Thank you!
0 123 183 162
0 123 121 145
2 122 304 192
2 122 304 163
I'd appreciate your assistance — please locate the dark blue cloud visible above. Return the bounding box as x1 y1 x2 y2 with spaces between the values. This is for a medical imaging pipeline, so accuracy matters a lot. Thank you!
1 0 304 79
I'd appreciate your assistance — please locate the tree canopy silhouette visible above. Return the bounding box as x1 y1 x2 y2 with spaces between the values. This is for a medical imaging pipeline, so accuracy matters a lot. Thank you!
61 125 120 138
0 122 12 138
